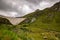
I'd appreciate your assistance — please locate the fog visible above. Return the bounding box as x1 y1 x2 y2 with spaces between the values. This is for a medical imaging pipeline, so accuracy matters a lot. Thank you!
0 0 60 17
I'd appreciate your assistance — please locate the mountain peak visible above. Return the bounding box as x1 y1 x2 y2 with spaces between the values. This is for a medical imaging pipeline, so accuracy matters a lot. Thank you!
51 2 60 11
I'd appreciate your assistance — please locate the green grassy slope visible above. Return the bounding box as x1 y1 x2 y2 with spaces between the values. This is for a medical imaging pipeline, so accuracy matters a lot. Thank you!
20 2 60 40
0 2 60 40
22 11 60 40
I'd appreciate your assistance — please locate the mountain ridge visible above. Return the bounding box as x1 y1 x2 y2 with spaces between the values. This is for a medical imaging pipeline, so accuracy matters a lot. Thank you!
0 1 60 40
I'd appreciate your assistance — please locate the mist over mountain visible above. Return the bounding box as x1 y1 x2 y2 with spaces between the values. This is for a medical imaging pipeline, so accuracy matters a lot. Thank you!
0 0 60 17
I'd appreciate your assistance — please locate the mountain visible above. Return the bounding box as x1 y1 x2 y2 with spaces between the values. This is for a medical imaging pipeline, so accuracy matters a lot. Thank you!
51 2 60 11
0 2 60 40
22 1 60 31
20 2 60 40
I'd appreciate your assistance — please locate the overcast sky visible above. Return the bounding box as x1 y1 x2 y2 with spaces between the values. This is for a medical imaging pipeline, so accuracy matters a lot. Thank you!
0 0 60 17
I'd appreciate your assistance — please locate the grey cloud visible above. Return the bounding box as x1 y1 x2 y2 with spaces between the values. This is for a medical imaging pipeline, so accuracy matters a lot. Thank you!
0 0 60 17
25 0 42 5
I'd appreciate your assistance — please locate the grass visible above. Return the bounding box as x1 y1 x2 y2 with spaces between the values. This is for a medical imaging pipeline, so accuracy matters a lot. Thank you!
0 10 60 40
0 29 19 40
0 2 60 40
20 8 60 40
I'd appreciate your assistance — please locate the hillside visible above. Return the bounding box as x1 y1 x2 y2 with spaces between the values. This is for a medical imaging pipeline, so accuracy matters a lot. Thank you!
21 2 60 40
0 2 60 40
